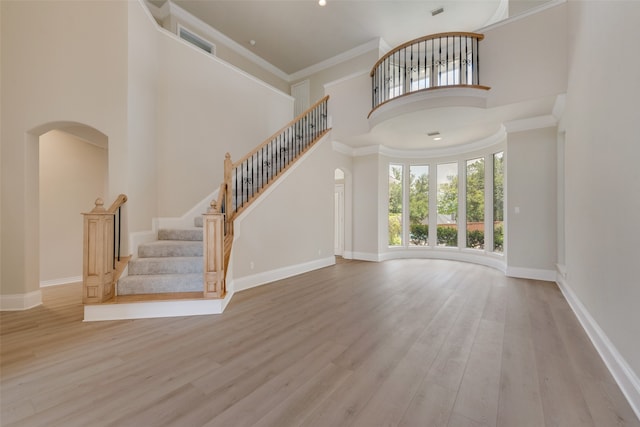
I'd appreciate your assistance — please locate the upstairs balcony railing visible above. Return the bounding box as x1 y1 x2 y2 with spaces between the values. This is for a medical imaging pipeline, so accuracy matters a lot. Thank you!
370 32 488 115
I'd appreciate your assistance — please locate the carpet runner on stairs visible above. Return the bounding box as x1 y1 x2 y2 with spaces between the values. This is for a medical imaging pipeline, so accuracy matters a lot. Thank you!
117 219 204 295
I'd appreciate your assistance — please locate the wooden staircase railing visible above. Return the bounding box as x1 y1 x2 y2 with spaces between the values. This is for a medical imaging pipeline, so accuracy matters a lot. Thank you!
82 194 129 303
203 95 330 297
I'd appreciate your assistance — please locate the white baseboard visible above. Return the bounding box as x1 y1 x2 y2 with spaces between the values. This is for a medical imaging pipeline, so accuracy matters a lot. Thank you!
83 291 234 321
506 266 556 281
379 249 506 273
556 274 640 421
40 276 82 287
0 290 43 311
341 251 354 260
351 252 382 262
232 256 335 292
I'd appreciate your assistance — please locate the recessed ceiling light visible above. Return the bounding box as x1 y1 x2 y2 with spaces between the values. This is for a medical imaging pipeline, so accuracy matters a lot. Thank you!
319 0 326 6
249 40 256 46
433 137 442 141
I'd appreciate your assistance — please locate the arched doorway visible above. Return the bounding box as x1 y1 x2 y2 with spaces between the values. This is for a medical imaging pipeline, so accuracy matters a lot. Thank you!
39 125 108 287
6 121 109 309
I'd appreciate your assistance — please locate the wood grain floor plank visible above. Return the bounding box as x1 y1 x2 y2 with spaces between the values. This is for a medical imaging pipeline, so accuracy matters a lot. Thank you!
1 260 638 427
496 280 545 427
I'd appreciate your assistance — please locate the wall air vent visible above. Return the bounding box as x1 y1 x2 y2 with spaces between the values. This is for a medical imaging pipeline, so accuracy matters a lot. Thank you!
427 131 441 137
178 25 216 56
431 7 444 16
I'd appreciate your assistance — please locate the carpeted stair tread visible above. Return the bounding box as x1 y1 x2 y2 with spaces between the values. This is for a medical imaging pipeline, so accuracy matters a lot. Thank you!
138 240 203 258
158 228 203 241
128 256 202 275
117 273 202 295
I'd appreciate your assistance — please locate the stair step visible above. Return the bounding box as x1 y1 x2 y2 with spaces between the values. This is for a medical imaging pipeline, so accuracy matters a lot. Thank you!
128 257 202 275
158 228 203 241
138 240 203 258
117 273 203 295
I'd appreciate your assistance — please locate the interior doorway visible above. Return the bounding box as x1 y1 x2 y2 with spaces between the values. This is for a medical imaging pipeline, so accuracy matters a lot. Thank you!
334 168 345 256
38 125 108 287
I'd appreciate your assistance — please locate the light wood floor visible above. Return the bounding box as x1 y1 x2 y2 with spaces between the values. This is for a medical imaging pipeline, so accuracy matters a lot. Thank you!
1 259 638 427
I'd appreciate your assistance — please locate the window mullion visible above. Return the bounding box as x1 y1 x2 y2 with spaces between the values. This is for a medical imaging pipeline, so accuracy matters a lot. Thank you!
458 161 466 248
485 154 494 252
403 164 410 247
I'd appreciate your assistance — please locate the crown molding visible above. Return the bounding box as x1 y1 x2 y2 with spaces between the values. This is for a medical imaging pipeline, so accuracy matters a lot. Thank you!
345 126 506 159
289 38 383 82
332 140 355 156
504 115 557 133
478 0 566 33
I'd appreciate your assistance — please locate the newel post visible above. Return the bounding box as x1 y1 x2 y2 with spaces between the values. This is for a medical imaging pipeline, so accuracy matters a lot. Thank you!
82 198 115 303
203 200 225 298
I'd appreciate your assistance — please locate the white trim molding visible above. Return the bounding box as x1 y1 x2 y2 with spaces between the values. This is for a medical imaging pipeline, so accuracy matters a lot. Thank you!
504 114 557 133
381 249 506 273
0 290 43 311
506 266 557 282
83 292 234 321
40 276 82 287
232 256 336 292
556 274 640 420
290 38 381 82
351 252 384 262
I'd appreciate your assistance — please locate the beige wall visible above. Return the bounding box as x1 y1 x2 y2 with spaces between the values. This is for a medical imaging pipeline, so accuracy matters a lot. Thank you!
1 0 129 297
506 127 557 272
154 30 293 217
0 0 293 301
324 72 371 143
293 49 380 106
482 2 568 108
564 0 640 379
232 136 336 282
39 130 108 283
351 154 381 258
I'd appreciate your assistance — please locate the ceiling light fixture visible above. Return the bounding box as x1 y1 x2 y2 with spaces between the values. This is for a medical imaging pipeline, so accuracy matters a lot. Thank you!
319 0 326 6
427 131 442 141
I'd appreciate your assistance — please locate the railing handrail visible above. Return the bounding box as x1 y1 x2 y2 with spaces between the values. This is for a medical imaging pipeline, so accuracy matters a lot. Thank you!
369 32 488 114
370 32 485 76
107 194 128 213
232 95 330 168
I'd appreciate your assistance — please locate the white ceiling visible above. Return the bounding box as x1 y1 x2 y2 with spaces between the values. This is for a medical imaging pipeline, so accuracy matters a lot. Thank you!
173 0 512 75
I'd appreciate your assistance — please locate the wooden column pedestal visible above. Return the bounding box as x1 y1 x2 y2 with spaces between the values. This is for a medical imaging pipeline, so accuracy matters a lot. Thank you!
203 201 225 298
82 198 115 304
